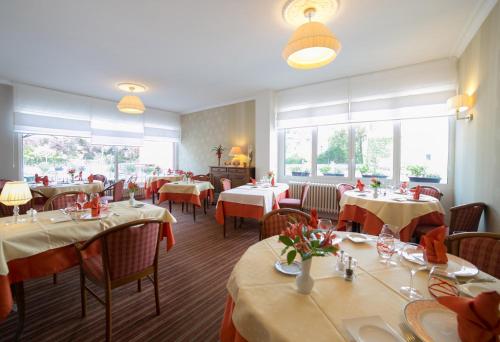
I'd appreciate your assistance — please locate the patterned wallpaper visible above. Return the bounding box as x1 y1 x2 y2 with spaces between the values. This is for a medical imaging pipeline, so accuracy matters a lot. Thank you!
179 100 255 174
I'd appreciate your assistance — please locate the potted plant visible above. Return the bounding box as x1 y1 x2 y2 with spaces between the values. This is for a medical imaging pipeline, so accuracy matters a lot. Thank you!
279 222 339 294
370 178 382 198
211 145 225 166
322 165 345 177
406 165 441 183
359 164 387 178
291 166 310 177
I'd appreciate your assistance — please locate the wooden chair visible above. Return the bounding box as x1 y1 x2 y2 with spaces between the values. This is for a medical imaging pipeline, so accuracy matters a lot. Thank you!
278 183 310 211
414 202 487 240
259 208 312 240
335 183 357 230
150 180 159 204
192 174 210 182
192 174 211 210
445 232 500 278
92 174 107 186
43 191 89 211
30 189 49 212
75 219 163 342
100 180 125 203
410 185 443 200
220 178 231 191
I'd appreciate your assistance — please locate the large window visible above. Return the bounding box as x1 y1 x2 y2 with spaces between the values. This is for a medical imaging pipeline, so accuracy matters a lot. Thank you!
284 127 312 176
354 122 393 179
317 125 349 177
22 134 175 183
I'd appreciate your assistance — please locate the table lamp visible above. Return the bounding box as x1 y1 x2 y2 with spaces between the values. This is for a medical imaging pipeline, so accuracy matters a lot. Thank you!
229 146 243 165
0 181 32 223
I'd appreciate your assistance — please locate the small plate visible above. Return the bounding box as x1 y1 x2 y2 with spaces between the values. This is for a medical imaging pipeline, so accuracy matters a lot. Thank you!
274 260 301 276
343 316 404 342
356 193 368 197
459 282 500 297
131 203 145 208
354 189 369 193
404 300 459 342
78 212 110 220
347 233 369 243
406 198 430 202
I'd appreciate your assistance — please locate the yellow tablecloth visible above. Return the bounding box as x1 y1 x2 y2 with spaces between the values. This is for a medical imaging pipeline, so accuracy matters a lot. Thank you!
159 180 214 196
31 181 104 198
0 201 176 276
340 190 445 232
227 232 497 342
146 175 184 188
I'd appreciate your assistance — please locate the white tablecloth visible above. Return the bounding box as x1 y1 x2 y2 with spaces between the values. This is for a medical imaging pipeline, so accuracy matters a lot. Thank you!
339 190 445 232
146 175 184 188
158 180 214 196
30 181 104 198
217 183 289 214
0 201 176 276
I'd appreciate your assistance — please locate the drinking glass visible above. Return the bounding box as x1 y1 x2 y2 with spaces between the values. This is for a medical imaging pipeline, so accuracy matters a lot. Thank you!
400 243 427 299
76 192 86 209
428 266 459 298
318 218 333 230
376 233 396 264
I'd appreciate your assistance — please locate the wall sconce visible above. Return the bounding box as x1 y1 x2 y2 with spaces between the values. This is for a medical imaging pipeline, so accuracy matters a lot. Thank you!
447 94 474 121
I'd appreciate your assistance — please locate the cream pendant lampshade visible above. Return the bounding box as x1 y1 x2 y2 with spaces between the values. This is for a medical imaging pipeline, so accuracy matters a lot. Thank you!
116 83 147 114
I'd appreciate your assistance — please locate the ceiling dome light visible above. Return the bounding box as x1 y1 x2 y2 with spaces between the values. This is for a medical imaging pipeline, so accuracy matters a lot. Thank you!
116 83 147 114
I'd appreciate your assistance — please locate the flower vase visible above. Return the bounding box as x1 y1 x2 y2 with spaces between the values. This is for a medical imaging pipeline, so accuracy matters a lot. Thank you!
373 188 379 199
70 174 75 183
129 192 135 206
296 258 314 294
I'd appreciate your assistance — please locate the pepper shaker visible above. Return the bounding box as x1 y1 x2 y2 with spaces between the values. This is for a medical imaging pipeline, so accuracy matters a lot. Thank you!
344 256 353 281
336 250 345 272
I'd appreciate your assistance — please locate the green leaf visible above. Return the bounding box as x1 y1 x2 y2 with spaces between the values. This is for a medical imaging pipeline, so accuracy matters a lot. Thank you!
287 250 297 264
281 246 289 256
311 240 320 248
279 235 294 246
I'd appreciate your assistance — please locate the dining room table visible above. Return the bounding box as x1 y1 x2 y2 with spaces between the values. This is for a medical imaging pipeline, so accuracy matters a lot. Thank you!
215 183 290 237
337 189 445 241
158 180 214 221
0 200 177 338
144 174 185 199
220 231 499 342
30 180 105 198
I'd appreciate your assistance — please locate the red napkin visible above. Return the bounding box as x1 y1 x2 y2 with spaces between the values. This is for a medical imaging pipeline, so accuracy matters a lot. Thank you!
271 177 275 186
250 178 257 185
35 173 42 183
87 174 94 183
413 185 421 200
356 179 365 191
420 226 448 264
310 208 318 228
42 176 49 186
90 195 101 217
437 291 500 342
83 202 92 209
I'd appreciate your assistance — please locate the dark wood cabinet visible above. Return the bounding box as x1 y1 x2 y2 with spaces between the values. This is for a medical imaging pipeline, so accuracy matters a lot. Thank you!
210 166 255 193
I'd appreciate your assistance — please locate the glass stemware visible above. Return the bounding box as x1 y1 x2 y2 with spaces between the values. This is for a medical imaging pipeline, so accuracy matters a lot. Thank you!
428 266 459 298
376 233 396 264
76 192 86 209
400 243 427 299
318 218 333 230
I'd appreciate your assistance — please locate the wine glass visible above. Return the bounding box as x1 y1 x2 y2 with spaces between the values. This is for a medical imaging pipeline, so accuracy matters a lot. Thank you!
376 233 396 264
318 218 333 231
76 192 86 209
400 243 427 299
428 266 459 298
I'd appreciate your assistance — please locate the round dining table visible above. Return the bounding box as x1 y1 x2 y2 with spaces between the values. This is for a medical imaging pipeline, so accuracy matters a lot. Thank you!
30 180 104 198
338 190 445 241
220 232 497 342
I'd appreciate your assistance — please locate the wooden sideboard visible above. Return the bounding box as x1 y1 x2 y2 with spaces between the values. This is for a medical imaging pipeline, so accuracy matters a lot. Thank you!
210 166 255 193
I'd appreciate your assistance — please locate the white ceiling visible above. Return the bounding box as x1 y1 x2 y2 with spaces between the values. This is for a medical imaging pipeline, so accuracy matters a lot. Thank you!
0 0 490 113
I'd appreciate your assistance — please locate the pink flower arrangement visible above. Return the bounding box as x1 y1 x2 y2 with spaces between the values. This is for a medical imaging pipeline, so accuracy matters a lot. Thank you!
177 170 185 175
127 181 139 193
267 170 275 178
370 177 381 188
279 222 339 264
67 168 76 175
186 171 194 178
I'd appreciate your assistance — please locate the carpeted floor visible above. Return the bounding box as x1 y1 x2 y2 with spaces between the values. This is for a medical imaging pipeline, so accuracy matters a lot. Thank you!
0 202 260 341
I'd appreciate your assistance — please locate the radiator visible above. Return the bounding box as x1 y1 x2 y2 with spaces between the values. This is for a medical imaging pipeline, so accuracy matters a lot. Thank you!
288 182 338 214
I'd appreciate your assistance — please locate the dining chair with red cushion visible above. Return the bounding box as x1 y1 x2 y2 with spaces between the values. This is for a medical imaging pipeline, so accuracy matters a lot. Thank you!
100 180 125 203
278 183 310 211
259 208 311 240
409 185 443 200
43 191 89 211
75 219 163 342
150 180 159 204
192 174 210 182
445 232 500 278
92 174 107 185
30 189 49 212
220 178 231 191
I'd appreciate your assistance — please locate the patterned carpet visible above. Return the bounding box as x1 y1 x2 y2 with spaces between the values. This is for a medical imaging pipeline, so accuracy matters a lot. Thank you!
0 202 260 341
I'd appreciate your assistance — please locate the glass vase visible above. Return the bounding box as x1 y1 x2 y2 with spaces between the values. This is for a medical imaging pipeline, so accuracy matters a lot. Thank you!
296 258 314 294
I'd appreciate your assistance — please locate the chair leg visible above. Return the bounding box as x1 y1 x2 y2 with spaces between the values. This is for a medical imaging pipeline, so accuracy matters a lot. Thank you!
223 218 226 238
152 193 155 204
154 271 160 316
169 201 172 212
234 217 237 230
13 282 25 341
137 278 142 292
80 268 87 317
105 286 112 342
203 198 207 215
53 273 57 284
193 204 196 222
182 202 185 212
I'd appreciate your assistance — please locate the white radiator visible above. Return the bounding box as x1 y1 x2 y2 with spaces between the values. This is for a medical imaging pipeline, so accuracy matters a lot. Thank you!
288 182 338 214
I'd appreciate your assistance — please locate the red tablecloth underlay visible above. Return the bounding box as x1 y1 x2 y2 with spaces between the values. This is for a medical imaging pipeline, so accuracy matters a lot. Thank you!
220 295 247 342
158 189 213 207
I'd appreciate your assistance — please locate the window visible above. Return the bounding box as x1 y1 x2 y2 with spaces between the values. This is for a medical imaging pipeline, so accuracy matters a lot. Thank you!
317 125 349 177
354 122 393 179
22 134 175 183
400 117 449 184
284 127 312 176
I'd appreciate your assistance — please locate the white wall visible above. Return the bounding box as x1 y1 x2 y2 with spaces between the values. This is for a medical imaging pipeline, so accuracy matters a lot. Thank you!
0 84 20 180
254 91 277 179
455 2 500 232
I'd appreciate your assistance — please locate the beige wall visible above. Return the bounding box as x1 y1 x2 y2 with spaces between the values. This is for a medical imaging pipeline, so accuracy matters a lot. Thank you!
179 101 256 174
455 3 500 232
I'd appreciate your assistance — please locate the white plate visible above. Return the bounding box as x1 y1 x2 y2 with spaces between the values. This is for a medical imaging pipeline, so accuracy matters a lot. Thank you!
402 252 479 277
131 203 145 208
354 189 369 193
343 316 404 342
347 233 370 243
459 282 500 297
274 260 301 276
78 212 111 220
406 198 430 202
404 300 459 342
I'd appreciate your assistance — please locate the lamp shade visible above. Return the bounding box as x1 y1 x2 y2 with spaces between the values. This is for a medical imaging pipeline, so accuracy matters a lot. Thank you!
447 94 473 113
282 21 341 70
0 181 32 206
228 146 242 156
117 95 145 114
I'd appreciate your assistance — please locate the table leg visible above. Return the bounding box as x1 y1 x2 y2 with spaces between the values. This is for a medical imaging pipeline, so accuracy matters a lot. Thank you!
13 281 25 341
193 204 196 222
234 217 237 230
223 218 226 238
169 201 172 212
203 198 207 215
152 192 155 204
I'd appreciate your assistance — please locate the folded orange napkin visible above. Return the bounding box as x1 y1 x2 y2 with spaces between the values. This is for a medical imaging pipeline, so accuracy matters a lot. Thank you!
250 178 256 185
90 196 101 217
413 185 421 200
310 208 318 228
437 291 500 342
42 176 49 186
356 179 364 191
420 226 448 264
87 174 94 183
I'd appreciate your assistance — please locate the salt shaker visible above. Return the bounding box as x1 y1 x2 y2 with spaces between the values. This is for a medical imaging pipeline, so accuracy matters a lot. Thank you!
27 208 38 222
336 250 345 272
344 256 353 281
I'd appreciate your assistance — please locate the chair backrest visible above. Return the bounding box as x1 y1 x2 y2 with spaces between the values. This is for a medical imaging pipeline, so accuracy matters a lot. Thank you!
192 174 210 182
151 180 159 192
156 179 170 190
112 180 125 202
449 202 487 233
44 191 88 211
259 208 312 240
221 178 231 191
445 232 500 278
299 183 310 207
336 183 355 199
410 186 443 200
93 174 107 184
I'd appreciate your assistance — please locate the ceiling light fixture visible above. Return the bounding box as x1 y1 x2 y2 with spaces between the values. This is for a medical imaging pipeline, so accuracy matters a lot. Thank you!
117 83 147 114
282 0 341 70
